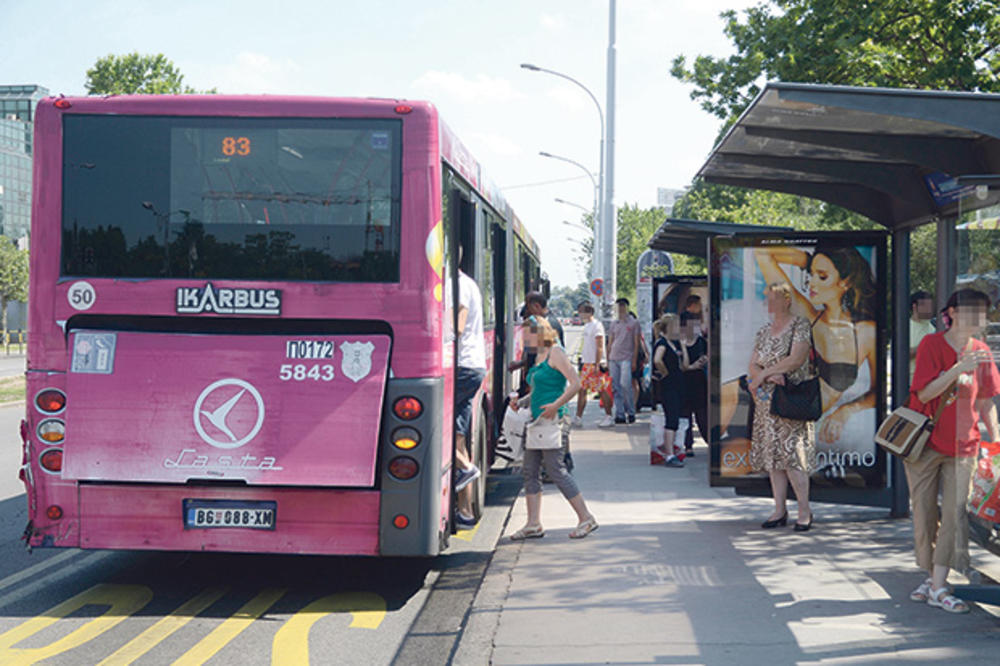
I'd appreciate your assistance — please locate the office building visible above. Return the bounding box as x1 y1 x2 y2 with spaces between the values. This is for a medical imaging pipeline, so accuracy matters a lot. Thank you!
0 84 48 240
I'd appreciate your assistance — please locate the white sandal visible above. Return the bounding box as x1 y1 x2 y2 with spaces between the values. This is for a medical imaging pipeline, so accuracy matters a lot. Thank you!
569 516 599 539
909 577 933 602
927 586 970 614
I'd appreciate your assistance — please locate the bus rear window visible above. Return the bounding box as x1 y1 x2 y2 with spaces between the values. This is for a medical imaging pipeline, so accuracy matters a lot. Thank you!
61 115 401 282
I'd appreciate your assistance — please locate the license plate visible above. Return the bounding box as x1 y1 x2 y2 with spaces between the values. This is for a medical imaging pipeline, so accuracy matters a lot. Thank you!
183 500 276 530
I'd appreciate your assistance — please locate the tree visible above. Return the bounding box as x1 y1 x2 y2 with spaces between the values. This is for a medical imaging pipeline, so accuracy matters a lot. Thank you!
0 236 28 348
547 282 591 319
615 204 667 306
85 53 216 95
668 0 999 292
671 0 1000 123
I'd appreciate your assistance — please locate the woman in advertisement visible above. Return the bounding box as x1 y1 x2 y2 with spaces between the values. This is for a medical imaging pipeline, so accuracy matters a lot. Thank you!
752 244 878 473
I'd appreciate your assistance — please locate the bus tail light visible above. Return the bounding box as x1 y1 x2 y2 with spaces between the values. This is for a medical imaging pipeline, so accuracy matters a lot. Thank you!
37 419 65 443
393 514 409 529
392 427 420 450
393 397 422 420
47 505 63 520
40 449 63 473
394 104 413 114
388 456 419 480
53 98 72 110
36 389 66 414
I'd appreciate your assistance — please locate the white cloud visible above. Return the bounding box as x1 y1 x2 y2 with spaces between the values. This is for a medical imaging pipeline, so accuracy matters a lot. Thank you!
544 83 590 112
212 52 303 94
540 13 567 30
411 70 525 105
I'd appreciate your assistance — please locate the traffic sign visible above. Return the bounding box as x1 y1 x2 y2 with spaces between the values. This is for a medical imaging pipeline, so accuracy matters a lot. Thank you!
590 279 604 296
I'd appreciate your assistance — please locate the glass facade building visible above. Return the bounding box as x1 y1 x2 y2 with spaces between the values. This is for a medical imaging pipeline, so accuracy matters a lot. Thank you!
0 84 48 240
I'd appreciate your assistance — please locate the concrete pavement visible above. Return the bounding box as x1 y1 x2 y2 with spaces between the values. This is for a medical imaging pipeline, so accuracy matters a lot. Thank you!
456 409 1000 665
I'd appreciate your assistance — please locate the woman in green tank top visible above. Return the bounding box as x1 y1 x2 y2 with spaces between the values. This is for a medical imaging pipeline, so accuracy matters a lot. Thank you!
508 316 599 541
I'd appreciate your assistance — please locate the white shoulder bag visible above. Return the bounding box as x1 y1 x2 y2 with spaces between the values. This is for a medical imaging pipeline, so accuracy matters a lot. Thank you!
525 417 562 450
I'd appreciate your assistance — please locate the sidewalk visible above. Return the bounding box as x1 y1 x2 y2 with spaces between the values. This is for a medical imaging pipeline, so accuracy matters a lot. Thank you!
456 409 1000 665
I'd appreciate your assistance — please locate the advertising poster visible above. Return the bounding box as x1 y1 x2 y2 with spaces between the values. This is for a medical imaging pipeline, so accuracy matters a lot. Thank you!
709 233 888 492
653 276 708 336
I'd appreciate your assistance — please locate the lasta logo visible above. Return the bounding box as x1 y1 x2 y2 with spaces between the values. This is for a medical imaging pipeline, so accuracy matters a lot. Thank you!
193 378 265 449
176 283 281 315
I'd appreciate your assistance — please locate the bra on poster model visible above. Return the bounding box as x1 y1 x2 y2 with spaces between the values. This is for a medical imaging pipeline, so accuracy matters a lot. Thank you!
811 314 859 392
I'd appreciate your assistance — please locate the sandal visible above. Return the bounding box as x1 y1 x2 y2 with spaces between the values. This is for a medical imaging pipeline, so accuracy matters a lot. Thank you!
927 586 970 614
510 525 545 541
909 577 933 602
569 516 599 539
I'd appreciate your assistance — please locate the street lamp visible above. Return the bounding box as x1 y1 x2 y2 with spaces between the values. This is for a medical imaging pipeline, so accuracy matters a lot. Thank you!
521 62 605 306
539 151 598 225
554 197 590 216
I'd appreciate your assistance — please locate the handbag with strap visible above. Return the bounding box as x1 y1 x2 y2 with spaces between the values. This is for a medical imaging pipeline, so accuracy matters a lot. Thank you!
875 382 957 461
770 318 822 421
525 416 562 450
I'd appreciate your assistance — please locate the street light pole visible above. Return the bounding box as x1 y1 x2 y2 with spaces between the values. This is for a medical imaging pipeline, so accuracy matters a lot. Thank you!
539 152 600 305
603 0 618 316
521 62 604 308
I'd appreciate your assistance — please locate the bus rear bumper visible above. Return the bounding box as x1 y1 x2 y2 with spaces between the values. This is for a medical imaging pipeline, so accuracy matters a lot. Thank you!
77 484 381 556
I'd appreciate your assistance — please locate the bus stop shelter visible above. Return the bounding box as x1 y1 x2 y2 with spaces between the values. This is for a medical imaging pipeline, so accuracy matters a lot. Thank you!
648 218 794 257
682 81 1000 604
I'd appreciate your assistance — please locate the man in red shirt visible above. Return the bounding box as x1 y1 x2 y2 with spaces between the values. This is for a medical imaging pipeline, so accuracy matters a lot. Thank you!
907 288 1000 613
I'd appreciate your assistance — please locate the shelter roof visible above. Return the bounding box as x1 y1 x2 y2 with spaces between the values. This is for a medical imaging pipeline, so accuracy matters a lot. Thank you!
696 82 1000 230
647 218 793 257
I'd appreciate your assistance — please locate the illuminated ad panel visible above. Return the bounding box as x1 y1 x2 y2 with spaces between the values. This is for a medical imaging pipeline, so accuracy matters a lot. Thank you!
708 232 889 494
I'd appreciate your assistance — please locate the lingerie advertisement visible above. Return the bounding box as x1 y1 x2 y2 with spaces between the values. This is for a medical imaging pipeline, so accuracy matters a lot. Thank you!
708 232 889 491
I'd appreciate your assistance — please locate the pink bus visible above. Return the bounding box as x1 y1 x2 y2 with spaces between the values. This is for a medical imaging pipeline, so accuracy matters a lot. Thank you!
19 95 542 556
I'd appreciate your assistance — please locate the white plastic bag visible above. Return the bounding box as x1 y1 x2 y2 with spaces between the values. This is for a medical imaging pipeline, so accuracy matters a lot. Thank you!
649 412 665 450
502 405 531 462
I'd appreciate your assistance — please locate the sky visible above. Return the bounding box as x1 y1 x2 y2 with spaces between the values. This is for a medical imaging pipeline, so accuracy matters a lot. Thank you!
2 0 755 287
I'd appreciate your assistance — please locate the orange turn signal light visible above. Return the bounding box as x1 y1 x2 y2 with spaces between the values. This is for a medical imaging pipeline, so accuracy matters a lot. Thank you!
393 514 409 529
37 419 65 443
392 427 420 450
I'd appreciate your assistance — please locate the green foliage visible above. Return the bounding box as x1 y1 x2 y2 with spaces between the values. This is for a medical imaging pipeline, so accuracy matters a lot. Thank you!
671 0 1000 122
0 235 29 339
547 282 592 318
616 204 666 305
85 53 216 95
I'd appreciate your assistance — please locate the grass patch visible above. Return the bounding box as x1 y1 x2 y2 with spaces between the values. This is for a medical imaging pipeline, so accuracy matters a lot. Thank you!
0 375 26 403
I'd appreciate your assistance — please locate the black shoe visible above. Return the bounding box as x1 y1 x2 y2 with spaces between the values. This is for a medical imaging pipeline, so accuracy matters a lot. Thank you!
627 415 636 424
614 417 627 424
793 514 813 532
761 511 788 529
684 448 695 457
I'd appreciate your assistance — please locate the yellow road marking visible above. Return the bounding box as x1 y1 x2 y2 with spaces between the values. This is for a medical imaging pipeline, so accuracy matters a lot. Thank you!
271 592 386 665
172 587 286 666
453 521 481 541
0 583 152 666
97 586 229 666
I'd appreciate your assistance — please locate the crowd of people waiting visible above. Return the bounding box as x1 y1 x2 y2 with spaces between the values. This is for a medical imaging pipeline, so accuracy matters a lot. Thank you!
452 264 1000 617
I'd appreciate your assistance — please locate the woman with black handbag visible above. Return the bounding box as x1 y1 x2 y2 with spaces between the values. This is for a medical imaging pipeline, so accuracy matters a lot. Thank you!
905 288 1000 614
747 283 817 531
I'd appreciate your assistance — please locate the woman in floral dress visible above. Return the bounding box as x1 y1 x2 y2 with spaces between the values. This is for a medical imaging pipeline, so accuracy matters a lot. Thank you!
747 283 817 531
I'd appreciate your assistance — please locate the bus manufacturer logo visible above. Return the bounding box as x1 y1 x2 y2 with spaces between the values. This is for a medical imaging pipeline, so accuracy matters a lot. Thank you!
176 283 281 316
193 378 266 449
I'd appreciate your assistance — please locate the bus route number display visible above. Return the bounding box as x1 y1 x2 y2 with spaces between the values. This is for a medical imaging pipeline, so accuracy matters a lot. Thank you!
222 136 251 157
